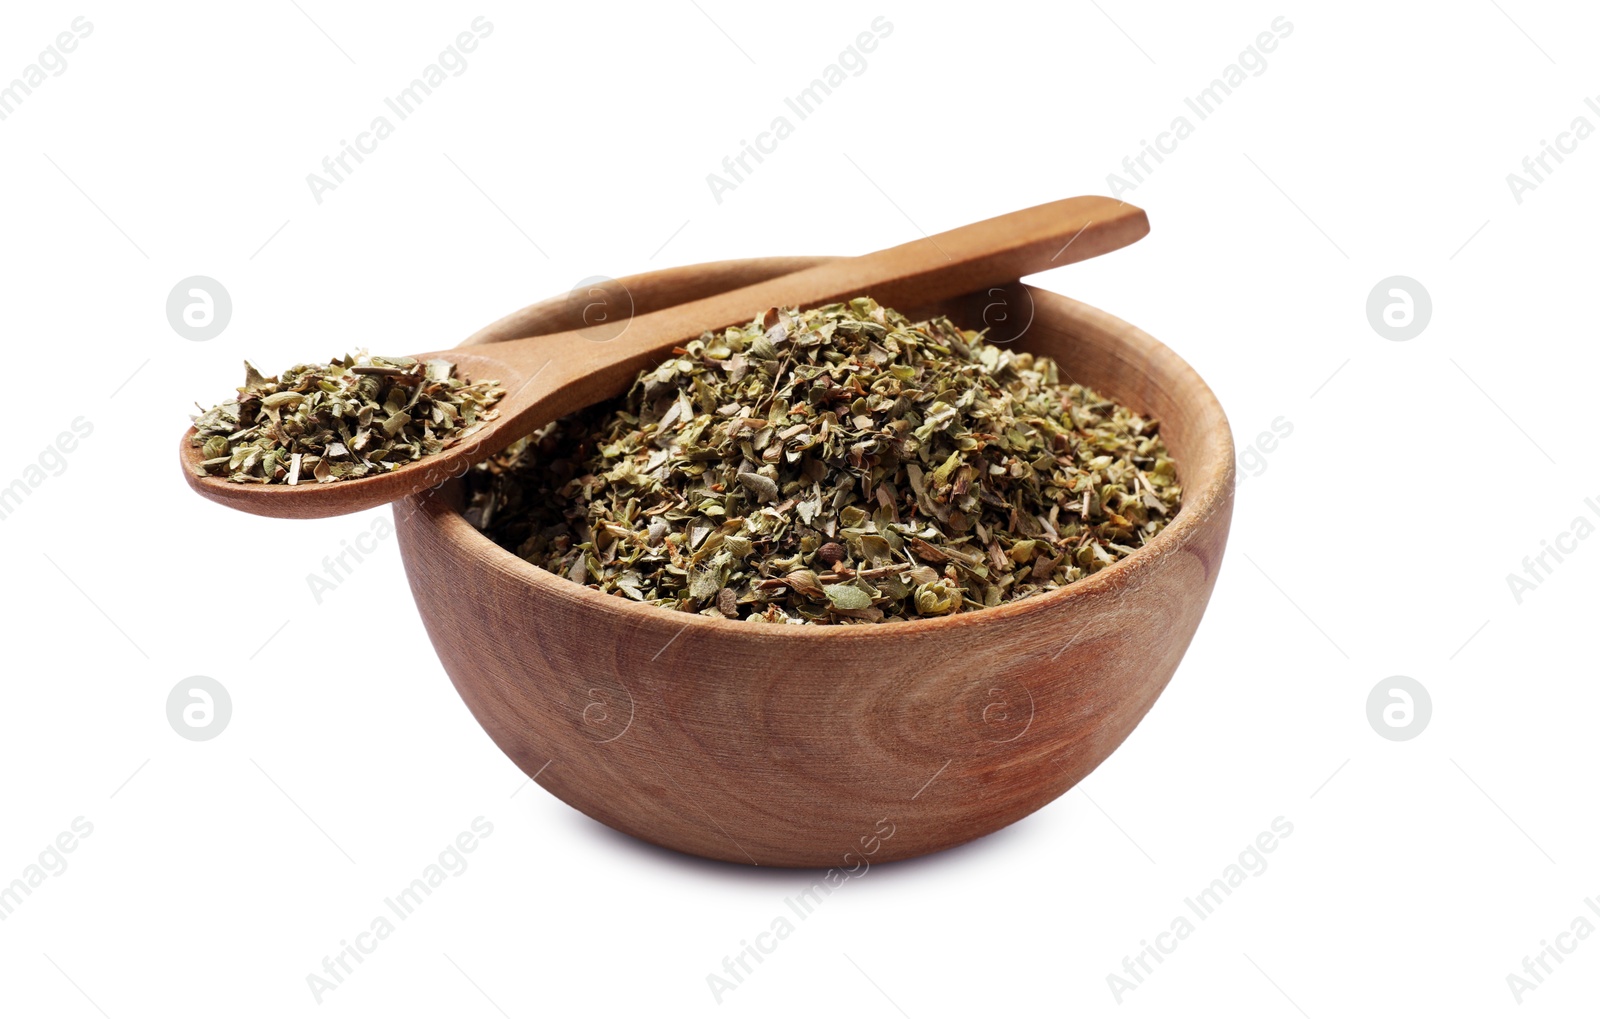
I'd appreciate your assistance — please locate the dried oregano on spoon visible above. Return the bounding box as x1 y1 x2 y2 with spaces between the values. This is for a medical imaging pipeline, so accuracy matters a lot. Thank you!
466 297 1180 624
190 354 504 484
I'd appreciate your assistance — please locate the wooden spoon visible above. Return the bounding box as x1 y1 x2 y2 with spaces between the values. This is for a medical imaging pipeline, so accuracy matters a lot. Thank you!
180 196 1147 519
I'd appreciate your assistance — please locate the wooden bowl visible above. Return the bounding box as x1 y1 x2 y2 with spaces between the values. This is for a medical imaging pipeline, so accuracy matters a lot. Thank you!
394 258 1235 867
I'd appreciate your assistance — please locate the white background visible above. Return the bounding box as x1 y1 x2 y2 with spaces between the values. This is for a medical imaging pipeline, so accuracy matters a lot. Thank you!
1 1 1596 1015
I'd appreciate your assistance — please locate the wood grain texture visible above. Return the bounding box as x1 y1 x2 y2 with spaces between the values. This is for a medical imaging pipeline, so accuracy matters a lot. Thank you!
179 196 1148 519
393 258 1236 868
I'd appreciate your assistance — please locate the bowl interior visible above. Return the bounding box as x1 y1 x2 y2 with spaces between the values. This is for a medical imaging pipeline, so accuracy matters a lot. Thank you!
432 260 1233 636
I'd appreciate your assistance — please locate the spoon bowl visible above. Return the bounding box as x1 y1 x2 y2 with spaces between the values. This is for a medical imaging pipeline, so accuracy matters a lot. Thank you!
178 347 540 516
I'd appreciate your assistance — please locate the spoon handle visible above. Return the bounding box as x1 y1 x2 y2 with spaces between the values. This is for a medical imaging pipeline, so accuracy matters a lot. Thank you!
505 195 1147 407
763 193 1146 313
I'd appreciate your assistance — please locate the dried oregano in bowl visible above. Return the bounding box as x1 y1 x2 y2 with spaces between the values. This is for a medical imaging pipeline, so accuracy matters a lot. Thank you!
464 297 1181 624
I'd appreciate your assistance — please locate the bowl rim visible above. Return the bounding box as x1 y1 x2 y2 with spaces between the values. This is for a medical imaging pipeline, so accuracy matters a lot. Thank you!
403 260 1234 641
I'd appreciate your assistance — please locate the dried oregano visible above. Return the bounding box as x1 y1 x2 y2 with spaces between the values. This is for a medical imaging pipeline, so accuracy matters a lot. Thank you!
465 298 1180 624
190 354 504 484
